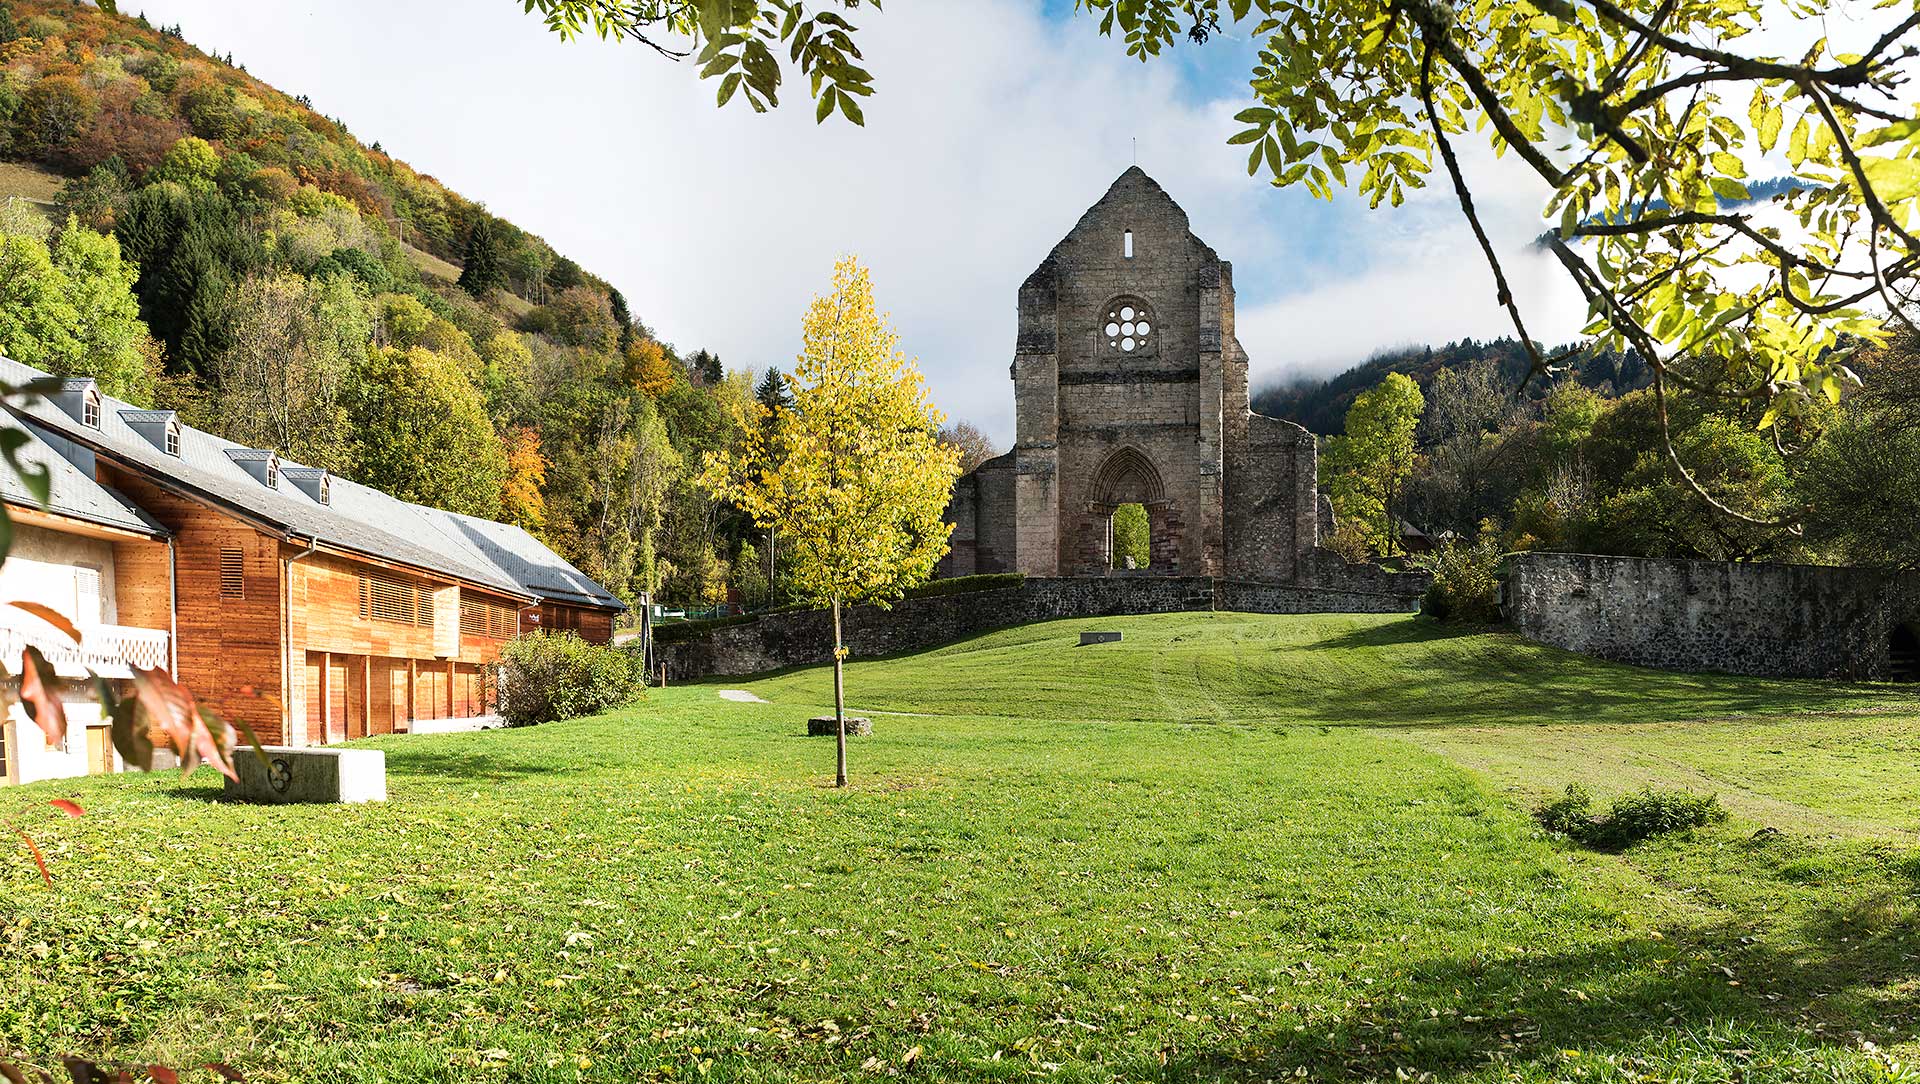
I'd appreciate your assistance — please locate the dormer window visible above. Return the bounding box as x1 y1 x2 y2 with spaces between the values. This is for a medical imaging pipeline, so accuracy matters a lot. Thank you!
285 466 331 504
122 409 182 455
82 388 100 428
224 447 282 488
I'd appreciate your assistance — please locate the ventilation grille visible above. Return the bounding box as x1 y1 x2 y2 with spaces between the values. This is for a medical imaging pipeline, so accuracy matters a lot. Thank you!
460 598 517 639
360 573 431 626
219 549 244 598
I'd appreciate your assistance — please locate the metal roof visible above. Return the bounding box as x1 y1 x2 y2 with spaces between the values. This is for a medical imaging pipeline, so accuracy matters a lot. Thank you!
2 357 625 611
0 418 166 538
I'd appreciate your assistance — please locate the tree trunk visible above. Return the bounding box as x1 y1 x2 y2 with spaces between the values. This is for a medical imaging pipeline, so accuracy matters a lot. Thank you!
832 597 847 787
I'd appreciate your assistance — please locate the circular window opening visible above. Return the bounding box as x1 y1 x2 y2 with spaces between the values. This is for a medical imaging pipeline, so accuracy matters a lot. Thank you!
1105 300 1154 352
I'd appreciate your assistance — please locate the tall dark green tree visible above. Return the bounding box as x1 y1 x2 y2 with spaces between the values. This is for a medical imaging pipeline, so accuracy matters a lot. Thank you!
607 285 634 351
456 217 506 298
115 184 253 377
688 348 722 386
754 367 792 412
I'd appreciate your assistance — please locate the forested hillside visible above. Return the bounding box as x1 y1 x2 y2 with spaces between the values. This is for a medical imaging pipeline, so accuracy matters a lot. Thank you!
1252 337 1652 435
0 0 771 609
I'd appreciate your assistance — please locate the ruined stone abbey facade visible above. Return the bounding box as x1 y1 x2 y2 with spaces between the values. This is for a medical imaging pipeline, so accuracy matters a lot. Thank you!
941 167 1324 581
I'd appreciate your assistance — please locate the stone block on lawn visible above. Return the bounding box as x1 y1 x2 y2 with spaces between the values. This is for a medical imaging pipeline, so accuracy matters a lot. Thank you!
808 716 872 737
224 747 387 804
1080 631 1123 645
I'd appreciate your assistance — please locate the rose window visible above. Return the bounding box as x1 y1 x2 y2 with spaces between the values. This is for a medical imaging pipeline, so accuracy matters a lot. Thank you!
1104 302 1153 353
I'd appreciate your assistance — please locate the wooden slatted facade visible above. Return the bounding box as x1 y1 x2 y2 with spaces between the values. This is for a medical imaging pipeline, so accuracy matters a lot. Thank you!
90 463 621 747
1 361 626 766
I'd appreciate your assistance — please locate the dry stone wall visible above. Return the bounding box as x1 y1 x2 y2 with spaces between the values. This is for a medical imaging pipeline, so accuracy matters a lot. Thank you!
655 573 1429 680
1505 552 1920 679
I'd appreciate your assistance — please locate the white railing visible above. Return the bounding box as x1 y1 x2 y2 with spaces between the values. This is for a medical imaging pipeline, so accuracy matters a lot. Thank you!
0 622 171 679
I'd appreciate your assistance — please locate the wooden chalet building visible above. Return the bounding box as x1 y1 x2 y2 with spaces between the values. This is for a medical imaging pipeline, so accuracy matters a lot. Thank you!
1 358 625 784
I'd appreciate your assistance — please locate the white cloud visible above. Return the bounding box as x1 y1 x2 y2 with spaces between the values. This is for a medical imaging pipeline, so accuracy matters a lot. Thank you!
132 0 1839 443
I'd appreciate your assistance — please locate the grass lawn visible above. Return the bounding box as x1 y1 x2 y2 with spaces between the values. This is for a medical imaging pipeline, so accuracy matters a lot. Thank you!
5 613 1918 1082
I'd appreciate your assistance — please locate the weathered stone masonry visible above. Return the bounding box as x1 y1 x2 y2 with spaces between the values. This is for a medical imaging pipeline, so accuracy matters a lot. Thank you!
1506 552 1920 679
657 572 1424 680
941 167 1323 583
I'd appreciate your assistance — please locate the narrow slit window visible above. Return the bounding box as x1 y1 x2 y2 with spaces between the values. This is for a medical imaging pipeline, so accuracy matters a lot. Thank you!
1123 230 1134 258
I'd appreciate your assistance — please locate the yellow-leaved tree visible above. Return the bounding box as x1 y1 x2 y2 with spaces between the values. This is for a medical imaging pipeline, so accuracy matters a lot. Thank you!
700 256 960 786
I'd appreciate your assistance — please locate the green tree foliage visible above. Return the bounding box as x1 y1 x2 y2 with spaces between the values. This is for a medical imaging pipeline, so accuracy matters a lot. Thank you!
525 0 876 122
115 183 254 376
57 157 130 231
754 366 792 413
0 0 800 613
1322 372 1424 557
0 228 81 376
534 0 1920 529
456 216 505 298
214 272 363 471
1110 503 1150 569
146 135 219 190
524 284 617 351
50 216 154 400
0 212 154 400
342 345 508 518
687 348 722 386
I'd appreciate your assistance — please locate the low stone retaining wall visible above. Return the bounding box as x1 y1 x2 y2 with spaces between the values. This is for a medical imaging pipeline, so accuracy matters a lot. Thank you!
1505 552 1920 679
655 571 1427 680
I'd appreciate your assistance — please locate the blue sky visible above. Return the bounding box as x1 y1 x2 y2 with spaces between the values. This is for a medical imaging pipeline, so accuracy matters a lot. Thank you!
133 0 1590 444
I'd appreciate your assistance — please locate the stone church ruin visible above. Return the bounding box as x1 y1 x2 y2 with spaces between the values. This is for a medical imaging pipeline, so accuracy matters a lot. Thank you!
941 167 1354 585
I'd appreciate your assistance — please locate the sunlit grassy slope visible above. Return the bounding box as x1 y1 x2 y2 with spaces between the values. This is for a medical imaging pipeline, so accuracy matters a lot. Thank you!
4 612 1916 1083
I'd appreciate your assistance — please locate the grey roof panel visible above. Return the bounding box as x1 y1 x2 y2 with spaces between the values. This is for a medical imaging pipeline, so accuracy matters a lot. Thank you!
1 419 166 537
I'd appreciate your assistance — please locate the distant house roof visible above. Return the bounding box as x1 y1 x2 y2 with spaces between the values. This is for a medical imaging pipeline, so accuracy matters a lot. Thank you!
0 419 166 538
1 357 626 612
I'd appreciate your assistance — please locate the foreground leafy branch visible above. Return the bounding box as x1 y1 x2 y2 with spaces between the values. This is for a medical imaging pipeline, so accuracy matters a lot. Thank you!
529 0 1920 524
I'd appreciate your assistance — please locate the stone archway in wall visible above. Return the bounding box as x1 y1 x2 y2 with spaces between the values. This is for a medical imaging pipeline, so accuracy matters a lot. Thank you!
1075 446 1179 576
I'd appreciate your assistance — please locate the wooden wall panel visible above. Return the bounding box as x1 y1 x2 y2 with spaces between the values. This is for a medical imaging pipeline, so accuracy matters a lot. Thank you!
100 469 288 745
110 539 172 633
304 653 323 746
327 656 348 741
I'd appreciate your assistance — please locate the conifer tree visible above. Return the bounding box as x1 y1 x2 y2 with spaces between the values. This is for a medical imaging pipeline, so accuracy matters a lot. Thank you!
456 218 506 298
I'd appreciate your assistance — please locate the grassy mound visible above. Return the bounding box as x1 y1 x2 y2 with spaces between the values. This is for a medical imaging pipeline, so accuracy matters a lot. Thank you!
4 613 1916 1081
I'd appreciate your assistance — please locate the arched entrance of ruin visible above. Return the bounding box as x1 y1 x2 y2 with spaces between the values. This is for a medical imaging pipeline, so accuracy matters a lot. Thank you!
1077 446 1176 576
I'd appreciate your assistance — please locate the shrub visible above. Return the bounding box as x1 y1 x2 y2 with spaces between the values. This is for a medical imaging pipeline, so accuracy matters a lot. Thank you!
498 631 644 726
1420 532 1504 624
1533 784 1729 851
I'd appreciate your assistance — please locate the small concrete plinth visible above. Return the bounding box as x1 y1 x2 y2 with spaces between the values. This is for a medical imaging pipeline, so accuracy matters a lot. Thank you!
224 747 386 804
808 716 871 737
1080 631 1123 646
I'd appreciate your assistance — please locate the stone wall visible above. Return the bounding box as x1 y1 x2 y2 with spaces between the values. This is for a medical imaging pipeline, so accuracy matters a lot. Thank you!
656 572 1429 680
1505 552 1920 679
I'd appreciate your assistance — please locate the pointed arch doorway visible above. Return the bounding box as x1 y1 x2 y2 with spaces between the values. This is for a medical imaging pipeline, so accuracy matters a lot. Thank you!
1078 446 1176 575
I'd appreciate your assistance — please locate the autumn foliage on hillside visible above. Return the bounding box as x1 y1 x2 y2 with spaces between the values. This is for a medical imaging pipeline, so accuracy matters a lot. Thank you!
0 0 790 609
